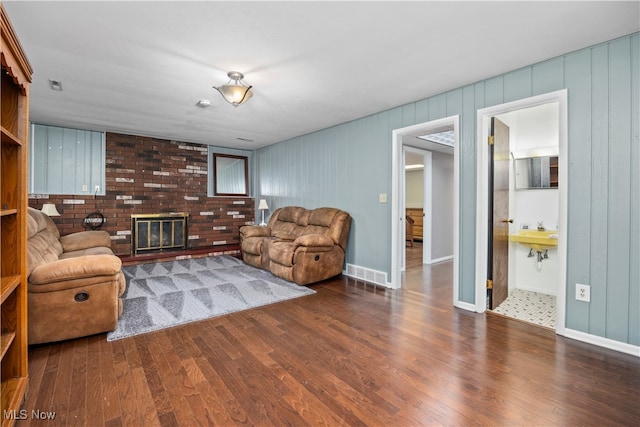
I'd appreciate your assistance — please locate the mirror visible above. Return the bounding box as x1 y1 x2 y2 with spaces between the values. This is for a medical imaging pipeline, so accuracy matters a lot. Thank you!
213 154 248 196
514 155 558 190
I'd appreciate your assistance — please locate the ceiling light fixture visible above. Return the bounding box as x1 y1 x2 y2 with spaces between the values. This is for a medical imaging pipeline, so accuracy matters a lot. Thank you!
213 71 253 107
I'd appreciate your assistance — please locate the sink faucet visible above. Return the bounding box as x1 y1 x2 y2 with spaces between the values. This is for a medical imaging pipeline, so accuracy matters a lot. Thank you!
537 221 545 231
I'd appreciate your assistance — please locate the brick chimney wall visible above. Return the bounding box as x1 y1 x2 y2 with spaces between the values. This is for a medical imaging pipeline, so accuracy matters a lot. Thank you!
29 132 255 256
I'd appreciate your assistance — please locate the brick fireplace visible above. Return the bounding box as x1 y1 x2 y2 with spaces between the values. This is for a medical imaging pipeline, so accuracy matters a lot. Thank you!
29 132 255 257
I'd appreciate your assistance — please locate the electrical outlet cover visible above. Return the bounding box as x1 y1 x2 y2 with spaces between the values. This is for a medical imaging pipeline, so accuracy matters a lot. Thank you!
576 283 591 302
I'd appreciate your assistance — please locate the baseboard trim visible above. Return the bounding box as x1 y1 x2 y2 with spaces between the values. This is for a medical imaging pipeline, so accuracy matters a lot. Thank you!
564 328 640 357
454 300 477 312
427 255 453 265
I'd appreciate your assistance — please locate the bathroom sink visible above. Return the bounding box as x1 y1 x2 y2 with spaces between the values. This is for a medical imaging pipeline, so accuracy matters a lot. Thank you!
509 229 558 251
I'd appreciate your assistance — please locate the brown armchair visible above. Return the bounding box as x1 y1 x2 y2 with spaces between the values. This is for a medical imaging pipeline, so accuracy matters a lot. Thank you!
26 207 126 344
240 206 351 285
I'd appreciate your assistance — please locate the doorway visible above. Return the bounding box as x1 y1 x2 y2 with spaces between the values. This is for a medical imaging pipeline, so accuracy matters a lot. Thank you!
475 90 568 335
404 147 429 266
391 116 460 306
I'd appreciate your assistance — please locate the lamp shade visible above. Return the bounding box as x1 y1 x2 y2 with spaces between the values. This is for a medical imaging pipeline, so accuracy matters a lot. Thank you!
258 199 269 210
41 203 60 216
217 84 253 106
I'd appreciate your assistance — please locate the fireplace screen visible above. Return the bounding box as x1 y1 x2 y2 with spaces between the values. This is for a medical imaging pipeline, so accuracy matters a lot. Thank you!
131 213 188 255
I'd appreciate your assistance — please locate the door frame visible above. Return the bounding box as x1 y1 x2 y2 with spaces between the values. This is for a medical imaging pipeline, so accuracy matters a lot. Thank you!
475 89 568 335
391 115 459 306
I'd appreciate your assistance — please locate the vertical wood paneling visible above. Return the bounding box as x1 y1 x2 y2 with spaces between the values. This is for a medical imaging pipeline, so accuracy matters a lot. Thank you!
565 47 594 331
47 126 63 193
74 130 87 193
428 93 447 120
629 33 640 346
446 89 463 118
415 98 429 123
589 44 610 335
402 104 415 127
606 37 632 342
62 128 76 192
459 84 479 303
30 125 48 193
483 76 504 107
532 57 564 95
253 33 640 345
31 125 106 195
503 67 532 102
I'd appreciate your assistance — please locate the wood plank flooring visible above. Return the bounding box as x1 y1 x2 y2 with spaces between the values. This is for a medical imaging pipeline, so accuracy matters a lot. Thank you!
15 251 640 426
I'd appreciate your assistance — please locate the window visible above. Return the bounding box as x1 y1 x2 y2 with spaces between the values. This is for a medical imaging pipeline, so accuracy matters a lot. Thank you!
30 124 105 195
208 146 253 197
213 153 249 196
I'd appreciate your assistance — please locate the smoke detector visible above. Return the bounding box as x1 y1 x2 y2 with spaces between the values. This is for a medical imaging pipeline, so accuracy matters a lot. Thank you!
196 99 212 108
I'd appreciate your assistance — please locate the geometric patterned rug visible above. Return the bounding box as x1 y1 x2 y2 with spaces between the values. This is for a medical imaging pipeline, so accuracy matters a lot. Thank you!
491 288 556 329
107 255 315 341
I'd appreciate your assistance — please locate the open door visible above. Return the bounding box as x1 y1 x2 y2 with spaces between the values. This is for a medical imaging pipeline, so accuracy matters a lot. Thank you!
488 117 511 309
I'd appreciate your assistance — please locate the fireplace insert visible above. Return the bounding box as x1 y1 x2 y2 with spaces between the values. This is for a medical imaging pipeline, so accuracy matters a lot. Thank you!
131 213 188 255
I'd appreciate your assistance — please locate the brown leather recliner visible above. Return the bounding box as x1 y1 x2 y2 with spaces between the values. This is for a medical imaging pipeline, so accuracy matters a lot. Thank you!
26 207 126 344
240 206 351 285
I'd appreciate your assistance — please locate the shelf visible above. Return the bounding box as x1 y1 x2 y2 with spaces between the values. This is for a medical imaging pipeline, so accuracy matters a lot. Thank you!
0 332 16 360
2 5 31 421
0 275 20 304
0 377 28 426
0 127 22 146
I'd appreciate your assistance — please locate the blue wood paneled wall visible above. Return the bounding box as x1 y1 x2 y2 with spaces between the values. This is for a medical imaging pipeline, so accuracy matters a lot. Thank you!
254 33 639 346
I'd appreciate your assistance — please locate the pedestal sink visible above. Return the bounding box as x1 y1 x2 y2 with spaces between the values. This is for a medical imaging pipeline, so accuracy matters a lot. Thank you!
509 229 558 251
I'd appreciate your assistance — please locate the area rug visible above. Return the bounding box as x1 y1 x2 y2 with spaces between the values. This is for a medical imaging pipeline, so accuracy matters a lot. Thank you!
107 255 315 341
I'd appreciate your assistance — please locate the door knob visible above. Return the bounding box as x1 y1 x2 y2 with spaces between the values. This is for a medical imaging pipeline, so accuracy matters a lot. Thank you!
501 219 514 223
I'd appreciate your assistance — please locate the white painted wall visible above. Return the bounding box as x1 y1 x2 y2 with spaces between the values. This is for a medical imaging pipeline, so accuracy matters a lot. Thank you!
431 151 454 260
405 170 423 208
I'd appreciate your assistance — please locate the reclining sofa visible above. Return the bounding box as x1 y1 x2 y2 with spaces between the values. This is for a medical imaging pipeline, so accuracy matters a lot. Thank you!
240 206 351 285
26 207 126 344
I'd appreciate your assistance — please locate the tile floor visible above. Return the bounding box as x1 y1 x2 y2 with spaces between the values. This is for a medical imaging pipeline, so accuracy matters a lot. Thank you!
492 288 556 329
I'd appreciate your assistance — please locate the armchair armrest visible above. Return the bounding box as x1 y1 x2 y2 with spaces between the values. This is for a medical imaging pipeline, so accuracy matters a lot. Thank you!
60 230 111 252
29 254 122 286
294 234 334 247
240 225 272 239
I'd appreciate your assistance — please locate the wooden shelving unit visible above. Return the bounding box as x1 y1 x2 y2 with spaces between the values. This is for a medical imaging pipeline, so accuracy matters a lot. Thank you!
406 208 424 241
1 4 32 426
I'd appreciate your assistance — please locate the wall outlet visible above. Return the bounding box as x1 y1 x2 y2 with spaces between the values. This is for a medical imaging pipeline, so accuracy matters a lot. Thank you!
94 185 100 192
576 283 591 302
379 193 387 203
82 184 88 192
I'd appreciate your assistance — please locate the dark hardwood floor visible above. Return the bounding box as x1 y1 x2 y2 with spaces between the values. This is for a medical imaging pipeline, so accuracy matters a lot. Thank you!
16 248 640 426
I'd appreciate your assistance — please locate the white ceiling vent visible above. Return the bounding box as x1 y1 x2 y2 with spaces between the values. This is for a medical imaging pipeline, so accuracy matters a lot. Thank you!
48 79 63 91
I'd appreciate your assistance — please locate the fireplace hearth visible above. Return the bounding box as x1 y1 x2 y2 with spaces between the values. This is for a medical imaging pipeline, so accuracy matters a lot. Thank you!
131 213 188 255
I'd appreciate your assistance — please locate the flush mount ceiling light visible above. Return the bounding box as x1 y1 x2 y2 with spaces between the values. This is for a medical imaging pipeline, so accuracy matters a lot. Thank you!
213 71 253 107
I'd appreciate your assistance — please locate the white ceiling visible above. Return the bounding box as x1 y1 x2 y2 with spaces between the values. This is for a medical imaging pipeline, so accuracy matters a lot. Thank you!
4 1 639 150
